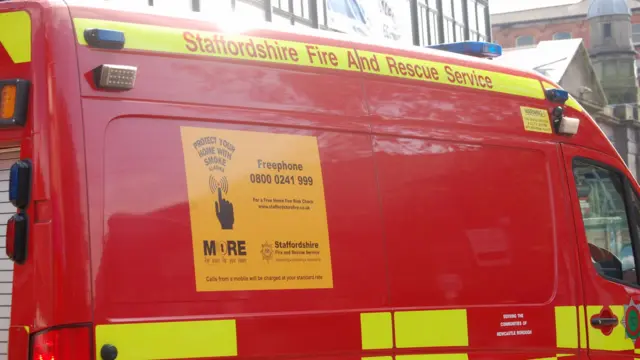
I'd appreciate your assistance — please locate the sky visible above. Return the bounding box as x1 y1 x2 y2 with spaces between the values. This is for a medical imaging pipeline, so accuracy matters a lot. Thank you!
490 0 581 14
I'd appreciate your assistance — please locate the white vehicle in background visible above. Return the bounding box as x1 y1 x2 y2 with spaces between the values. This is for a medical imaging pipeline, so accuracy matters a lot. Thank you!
326 0 371 37
375 0 403 41
326 0 413 44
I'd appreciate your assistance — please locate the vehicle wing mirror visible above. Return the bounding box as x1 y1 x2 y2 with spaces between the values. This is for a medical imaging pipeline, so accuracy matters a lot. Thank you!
577 184 591 198
589 243 623 280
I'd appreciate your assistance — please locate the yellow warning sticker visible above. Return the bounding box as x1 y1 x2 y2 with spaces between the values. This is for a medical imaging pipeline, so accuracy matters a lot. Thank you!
181 127 333 292
520 106 552 134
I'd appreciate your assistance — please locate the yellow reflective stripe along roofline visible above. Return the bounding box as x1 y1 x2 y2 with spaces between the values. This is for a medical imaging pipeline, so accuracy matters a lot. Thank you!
95 319 237 360
72 17 545 101
0 11 32 64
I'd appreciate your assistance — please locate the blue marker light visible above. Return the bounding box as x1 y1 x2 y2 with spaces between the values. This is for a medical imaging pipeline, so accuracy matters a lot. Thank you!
545 88 569 104
8 164 19 206
84 28 126 50
427 41 503 59
9 160 31 209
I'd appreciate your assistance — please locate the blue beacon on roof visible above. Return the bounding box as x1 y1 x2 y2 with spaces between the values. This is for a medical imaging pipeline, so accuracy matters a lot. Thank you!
427 41 503 59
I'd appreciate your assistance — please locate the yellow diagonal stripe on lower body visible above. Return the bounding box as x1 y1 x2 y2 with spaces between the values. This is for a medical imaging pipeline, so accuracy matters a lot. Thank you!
394 309 468 348
361 312 393 350
555 306 579 349
0 11 32 64
586 305 634 351
578 306 586 348
95 319 237 360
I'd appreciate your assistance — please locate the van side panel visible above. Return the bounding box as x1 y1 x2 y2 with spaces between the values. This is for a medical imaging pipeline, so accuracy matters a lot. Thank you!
367 80 583 357
67 4 396 357
88 108 387 358
100 115 386 308
63 3 596 360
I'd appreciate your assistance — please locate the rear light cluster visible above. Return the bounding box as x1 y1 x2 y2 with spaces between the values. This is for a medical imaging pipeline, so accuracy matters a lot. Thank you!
0 79 30 127
31 326 92 360
6 159 31 264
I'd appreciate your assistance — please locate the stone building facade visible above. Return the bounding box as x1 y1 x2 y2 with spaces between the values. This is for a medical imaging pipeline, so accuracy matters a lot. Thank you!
493 0 640 178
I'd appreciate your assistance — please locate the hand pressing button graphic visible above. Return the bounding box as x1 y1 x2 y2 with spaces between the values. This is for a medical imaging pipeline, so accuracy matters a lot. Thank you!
215 188 235 230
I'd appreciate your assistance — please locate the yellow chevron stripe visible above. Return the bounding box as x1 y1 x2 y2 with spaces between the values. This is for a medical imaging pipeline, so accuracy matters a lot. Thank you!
95 319 237 360
0 11 32 64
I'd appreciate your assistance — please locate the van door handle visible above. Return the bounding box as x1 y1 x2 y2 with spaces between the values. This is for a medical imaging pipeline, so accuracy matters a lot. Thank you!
591 317 619 327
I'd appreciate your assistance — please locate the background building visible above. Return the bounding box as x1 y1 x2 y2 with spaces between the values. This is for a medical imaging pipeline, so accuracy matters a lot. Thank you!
492 0 640 178
105 0 492 46
492 0 640 81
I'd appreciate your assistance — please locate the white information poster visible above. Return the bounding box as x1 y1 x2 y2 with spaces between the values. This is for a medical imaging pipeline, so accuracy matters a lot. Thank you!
325 0 413 45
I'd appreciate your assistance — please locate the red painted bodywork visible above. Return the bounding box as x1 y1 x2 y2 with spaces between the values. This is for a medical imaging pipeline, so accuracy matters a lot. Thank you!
1 1 638 359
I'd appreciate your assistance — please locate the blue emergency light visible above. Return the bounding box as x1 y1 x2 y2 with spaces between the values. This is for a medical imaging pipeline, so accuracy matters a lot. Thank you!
427 41 503 59
9 160 31 209
545 88 570 104
84 28 126 50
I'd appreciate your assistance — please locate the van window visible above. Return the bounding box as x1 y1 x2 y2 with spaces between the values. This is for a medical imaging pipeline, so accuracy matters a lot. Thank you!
573 160 639 285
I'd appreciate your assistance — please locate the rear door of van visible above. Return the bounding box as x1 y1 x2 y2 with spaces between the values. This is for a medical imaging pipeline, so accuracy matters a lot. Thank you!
562 143 640 358
0 5 32 360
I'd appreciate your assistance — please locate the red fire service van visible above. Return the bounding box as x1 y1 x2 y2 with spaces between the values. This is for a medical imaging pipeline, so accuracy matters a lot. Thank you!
2 0 640 359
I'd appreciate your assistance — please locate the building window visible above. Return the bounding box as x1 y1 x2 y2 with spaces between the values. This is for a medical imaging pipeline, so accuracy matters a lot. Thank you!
146 0 492 47
234 0 267 22
604 62 617 76
553 32 571 40
621 60 635 77
432 0 466 43
274 0 289 11
273 0 315 26
632 24 640 44
418 0 440 46
604 23 612 38
477 2 488 41
467 0 487 41
516 35 534 47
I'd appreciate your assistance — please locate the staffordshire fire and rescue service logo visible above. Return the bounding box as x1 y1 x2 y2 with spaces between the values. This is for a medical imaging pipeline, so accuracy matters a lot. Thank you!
261 241 274 263
623 299 640 340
